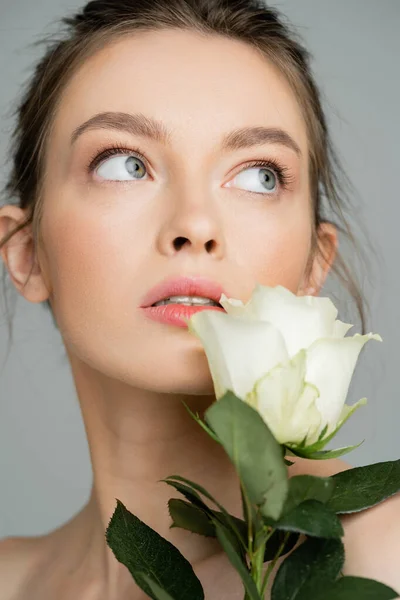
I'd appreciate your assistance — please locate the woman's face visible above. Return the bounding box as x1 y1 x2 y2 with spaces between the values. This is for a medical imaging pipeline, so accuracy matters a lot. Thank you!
37 29 331 394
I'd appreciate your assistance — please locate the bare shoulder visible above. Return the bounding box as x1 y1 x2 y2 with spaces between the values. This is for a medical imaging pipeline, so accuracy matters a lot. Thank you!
288 455 353 478
341 490 400 595
289 455 400 595
0 535 44 600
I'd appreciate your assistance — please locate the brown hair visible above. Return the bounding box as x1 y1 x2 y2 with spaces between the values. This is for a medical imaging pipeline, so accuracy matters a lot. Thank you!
0 0 376 358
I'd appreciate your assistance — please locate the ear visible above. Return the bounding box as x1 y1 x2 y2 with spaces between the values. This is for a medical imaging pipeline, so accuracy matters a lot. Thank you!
0 205 50 303
299 221 338 296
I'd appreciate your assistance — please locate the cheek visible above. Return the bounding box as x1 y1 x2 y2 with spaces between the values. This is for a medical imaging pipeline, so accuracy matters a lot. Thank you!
230 200 312 292
47 216 112 292
40 203 140 336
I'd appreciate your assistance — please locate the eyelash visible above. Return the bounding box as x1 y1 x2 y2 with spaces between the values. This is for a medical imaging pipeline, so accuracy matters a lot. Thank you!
86 142 295 192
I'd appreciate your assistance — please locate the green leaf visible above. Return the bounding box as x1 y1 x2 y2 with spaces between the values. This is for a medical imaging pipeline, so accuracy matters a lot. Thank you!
326 459 400 514
271 537 345 600
205 391 288 520
137 573 177 600
168 498 216 537
163 478 242 542
161 478 209 511
163 474 231 516
313 576 399 600
181 400 222 444
282 475 335 515
211 517 262 600
240 483 252 530
167 498 248 560
287 441 363 460
106 499 204 600
284 399 367 461
275 499 344 539
316 423 329 443
299 398 367 455
162 475 247 556
240 483 266 540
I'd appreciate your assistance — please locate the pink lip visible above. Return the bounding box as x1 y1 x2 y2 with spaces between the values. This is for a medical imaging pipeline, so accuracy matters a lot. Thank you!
140 275 228 328
141 303 225 328
140 275 227 308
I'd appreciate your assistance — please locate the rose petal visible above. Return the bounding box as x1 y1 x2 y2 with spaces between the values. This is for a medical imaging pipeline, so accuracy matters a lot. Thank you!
251 350 321 445
221 284 341 357
305 333 382 433
332 320 354 337
187 310 289 400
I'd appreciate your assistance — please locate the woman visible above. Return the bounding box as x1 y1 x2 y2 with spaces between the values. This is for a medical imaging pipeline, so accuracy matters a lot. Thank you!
0 1 398 598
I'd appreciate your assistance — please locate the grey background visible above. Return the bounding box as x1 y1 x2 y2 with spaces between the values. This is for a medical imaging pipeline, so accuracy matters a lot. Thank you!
0 0 399 539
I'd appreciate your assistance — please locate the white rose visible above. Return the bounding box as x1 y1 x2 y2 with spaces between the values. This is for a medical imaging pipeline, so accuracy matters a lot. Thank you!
187 284 382 448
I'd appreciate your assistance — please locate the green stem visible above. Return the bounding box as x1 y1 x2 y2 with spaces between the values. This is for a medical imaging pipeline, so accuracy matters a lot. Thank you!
260 531 290 597
252 540 267 592
241 483 254 560
251 527 275 593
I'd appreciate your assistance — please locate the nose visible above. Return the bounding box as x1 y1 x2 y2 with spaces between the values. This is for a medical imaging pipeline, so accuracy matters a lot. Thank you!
156 188 226 259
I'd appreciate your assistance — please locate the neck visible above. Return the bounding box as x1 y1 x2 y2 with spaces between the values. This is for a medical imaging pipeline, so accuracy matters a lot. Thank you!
55 351 243 599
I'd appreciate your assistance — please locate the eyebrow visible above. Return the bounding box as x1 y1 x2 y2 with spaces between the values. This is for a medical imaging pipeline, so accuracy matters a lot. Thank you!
70 111 302 156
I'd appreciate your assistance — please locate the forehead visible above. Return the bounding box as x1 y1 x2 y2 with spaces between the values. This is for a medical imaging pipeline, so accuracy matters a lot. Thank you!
52 29 308 156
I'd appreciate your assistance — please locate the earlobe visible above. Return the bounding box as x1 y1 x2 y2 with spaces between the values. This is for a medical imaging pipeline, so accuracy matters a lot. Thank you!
299 222 338 296
0 205 50 303
312 222 338 294
319 221 338 267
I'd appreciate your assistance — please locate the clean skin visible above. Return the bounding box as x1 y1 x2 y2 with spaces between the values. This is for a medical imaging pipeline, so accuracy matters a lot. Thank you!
1 28 398 600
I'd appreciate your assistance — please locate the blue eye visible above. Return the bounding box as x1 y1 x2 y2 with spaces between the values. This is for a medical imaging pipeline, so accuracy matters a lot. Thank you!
232 165 278 194
95 154 147 181
87 145 293 193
